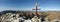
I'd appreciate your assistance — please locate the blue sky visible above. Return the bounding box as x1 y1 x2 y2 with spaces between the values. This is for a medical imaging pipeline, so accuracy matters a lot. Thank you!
0 0 60 11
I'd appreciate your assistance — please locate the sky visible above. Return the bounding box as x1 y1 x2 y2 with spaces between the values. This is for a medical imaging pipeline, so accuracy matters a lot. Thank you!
0 0 60 11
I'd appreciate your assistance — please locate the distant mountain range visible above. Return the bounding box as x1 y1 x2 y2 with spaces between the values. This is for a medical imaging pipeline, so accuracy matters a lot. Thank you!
0 10 33 16
0 10 17 16
0 10 60 16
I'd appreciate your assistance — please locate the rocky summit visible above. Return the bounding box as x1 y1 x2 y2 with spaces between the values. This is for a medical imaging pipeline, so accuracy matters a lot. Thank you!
0 10 60 22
